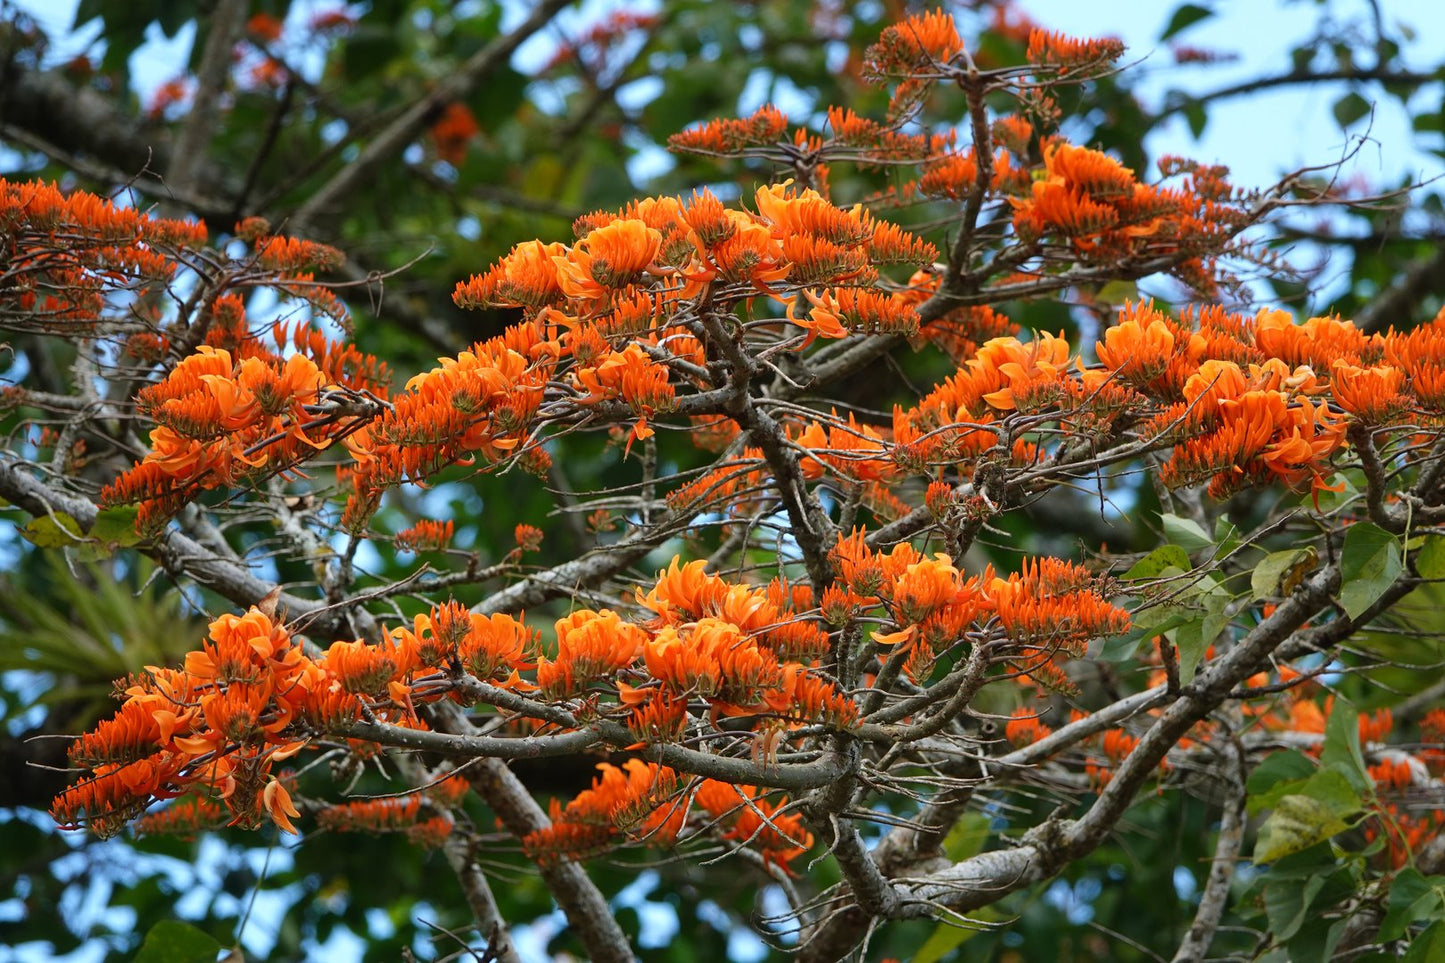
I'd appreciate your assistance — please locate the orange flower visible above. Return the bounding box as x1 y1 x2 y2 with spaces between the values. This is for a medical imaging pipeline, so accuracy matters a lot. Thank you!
263 778 301 834
553 219 662 303
454 241 567 309
246 13 284 43
1330 360 1405 421
864 9 963 73
668 104 789 154
892 552 960 623
537 609 645 695
431 102 480 165
395 519 454 552
1005 707 1052 747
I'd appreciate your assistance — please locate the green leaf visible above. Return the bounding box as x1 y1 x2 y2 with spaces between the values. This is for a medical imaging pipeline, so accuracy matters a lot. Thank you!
1404 921 1445 963
1264 874 1326 942
1124 545 1191 580
1253 789 1354 863
1184 100 1208 138
1214 517 1241 557
1333 91 1373 129
91 506 143 547
912 921 973 963
1339 522 1403 618
912 907 1000 963
1170 576 1230 684
1382 869 1445 941
1161 513 1213 553
1247 750 1317 813
942 813 991 862
20 513 87 547
1321 699 1371 794
1252 547 1315 601
1161 3 1215 40
133 920 223 963
1416 534 1445 579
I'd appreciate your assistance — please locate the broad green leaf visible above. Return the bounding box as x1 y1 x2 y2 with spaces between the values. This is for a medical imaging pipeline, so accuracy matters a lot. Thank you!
1321 699 1370 793
91 506 143 547
1124 545 1191 580
1253 791 1353 863
1339 522 1403 618
21 513 86 547
1284 914 1349 963
1161 3 1214 40
1382 869 1445 941
1416 534 1445 579
132 920 222 963
1130 602 1197 635
1247 750 1316 813
1264 874 1326 942
1169 576 1230 684
1252 547 1316 601
1162 513 1213 553
1404 921 1445 963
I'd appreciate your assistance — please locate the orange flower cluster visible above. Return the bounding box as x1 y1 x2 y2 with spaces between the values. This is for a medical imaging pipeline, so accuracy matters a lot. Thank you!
1009 141 1247 268
394 519 454 553
53 546 875 846
316 794 455 849
430 103 480 166
0 178 206 334
525 760 686 862
53 608 315 837
832 532 1125 678
694 780 814 874
1005 707 1052 748
524 761 814 872
50 603 497 838
339 318 556 521
102 328 382 530
668 104 790 155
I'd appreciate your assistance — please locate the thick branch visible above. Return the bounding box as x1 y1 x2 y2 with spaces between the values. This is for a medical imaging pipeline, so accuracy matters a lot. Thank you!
1170 738 1246 963
162 0 248 216
450 744 633 963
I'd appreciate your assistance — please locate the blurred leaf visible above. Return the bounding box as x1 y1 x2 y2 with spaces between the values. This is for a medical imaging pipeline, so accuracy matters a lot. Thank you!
1332 91 1372 129
1184 100 1208 138
1161 4 1214 40
942 813 991 862
1416 534 1445 579
20 512 85 547
1404 921 1445 963
1321 699 1370 793
132 921 222 963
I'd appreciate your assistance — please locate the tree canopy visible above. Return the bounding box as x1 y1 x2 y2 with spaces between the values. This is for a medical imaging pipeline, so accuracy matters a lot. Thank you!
1 1 1444 961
